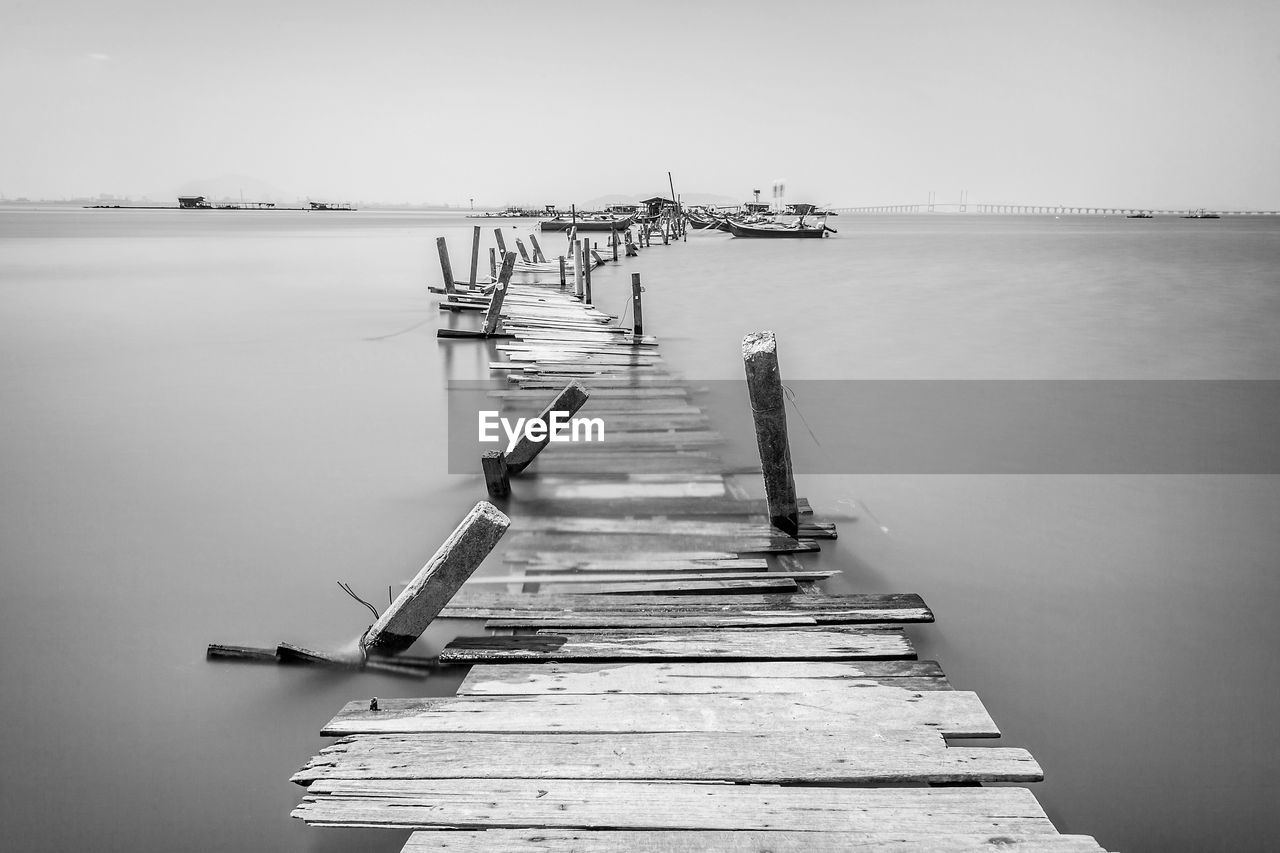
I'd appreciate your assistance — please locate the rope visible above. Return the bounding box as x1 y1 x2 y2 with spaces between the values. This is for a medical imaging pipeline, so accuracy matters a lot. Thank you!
782 384 823 448
337 581 381 620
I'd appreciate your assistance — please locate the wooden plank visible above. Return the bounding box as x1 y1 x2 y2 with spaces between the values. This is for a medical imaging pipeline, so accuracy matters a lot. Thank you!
466 571 835 584
505 532 817 554
441 591 932 623
319 688 999 738
294 780 1052 833
483 616 823 629
456 660 951 695
439 625 915 662
401 829 1111 853
533 578 800 595
292 730 1041 786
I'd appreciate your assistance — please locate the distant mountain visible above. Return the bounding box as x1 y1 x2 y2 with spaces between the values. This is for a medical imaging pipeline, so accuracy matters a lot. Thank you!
585 191 742 209
143 174 297 204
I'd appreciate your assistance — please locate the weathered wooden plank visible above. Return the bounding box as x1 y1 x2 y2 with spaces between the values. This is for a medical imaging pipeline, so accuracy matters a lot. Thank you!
439 625 915 662
456 660 950 695
292 730 1040 785
466 570 835 584
294 780 1052 833
483 616 823 629
206 643 277 662
401 829 1111 853
505 532 817 554
534 578 800 595
441 591 931 623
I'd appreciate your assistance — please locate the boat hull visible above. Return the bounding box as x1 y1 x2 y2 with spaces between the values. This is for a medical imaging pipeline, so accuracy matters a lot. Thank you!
540 216 635 232
727 220 829 238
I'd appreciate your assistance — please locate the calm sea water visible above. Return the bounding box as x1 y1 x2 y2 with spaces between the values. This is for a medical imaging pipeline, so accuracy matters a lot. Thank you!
1 208 1277 852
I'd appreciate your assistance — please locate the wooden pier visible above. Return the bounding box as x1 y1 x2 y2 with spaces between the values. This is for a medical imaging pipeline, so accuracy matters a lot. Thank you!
289 227 1109 852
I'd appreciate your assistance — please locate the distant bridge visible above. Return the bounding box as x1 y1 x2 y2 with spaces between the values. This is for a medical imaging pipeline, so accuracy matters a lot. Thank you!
828 202 1280 216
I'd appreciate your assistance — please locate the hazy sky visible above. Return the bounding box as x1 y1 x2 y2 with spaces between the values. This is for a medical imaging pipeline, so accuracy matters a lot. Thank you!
2 0 1278 208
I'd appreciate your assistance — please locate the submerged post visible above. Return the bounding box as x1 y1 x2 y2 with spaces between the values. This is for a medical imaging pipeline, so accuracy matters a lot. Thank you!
630 272 644 336
469 226 481 288
529 233 547 263
360 501 510 655
436 237 456 295
742 331 799 537
505 380 591 473
558 255 567 288
482 252 517 336
481 450 510 499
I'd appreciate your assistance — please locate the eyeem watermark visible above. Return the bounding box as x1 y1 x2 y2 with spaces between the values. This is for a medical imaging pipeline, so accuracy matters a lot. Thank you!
478 410 605 452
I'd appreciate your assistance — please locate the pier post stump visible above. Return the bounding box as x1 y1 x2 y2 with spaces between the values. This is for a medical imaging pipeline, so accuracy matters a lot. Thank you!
359 501 510 655
469 226 481 288
558 255 567 288
482 252 516 336
529 234 547 263
493 228 508 257
436 237 456 295
515 238 531 263
611 229 619 262
482 450 510 499
742 331 799 537
582 240 593 303
489 248 497 281
505 379 591 473
631 272 644 337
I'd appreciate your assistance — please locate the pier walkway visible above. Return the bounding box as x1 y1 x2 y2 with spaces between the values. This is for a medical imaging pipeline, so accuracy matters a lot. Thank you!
290 244 1110 851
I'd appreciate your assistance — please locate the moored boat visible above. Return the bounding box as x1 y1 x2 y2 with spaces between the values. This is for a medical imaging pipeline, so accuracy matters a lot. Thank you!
727 217 832 238
539 214 636 232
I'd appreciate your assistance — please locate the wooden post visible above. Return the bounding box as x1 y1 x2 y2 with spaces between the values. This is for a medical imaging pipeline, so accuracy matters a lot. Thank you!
662 218 669 245
482 450 510 499
558 255 566 288
436 237 456 295
483 252 516 336
529 234 546 263
360 501 510 655
494 228 507 256
630 272 644 337
611 229 619 262
489 247 497 281
742 331 799 537
469 226 481 288
515 238 531 263
573 239 584 299
582 239 592 303
505 380 591 473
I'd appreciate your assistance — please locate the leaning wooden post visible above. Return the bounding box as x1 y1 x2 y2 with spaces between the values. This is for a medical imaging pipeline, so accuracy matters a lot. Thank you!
436 237 456 295
469 226 481 288
630 272 644 336
529 234 547 263
573 239 584 299
515 238 531 263
505 380 591 473
481 450 510 499
558 255 567 288
489 247 497 281
494 228 508 256
742 331 799 537
482 252 517 336
360 501 510 655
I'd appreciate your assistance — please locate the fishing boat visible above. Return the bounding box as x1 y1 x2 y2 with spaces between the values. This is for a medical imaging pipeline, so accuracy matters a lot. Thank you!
539 214 636 232
1181 208 1220 219
727 217 832 238
1126 212 1154 219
